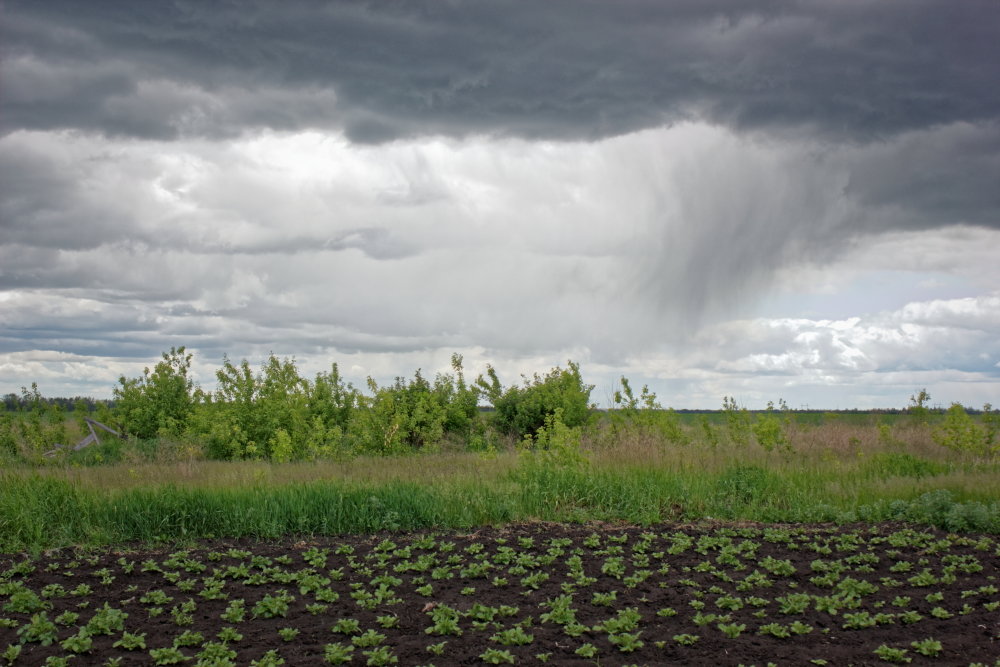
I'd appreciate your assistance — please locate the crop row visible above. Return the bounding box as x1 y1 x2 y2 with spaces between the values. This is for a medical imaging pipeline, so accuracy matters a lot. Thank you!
3 522 1000 665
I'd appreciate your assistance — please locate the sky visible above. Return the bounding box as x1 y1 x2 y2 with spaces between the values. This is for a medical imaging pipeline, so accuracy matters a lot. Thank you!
1 0 999 409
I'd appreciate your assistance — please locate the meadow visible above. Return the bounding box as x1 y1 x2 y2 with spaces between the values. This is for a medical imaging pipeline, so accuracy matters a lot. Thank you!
2 351 1000 664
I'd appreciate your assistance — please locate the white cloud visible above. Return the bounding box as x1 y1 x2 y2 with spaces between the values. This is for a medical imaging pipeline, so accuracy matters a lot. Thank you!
2 120 1000 407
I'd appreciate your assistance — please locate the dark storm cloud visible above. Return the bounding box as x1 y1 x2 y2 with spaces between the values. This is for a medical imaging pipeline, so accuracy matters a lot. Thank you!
843 122 1000 230
4 0 998 144
3 0 1000 406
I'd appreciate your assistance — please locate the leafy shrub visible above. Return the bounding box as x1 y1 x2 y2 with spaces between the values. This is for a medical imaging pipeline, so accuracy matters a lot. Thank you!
198 355 311 460
722 396 753 446
752 400 790 452
477 361 593 438
195 355 359 460
114 347 196 439
907 389 932 424
884 490 1000 533
0 385 70 460
933 403 996 457
517 410 588 474
349 355 479 455
610 378 688 445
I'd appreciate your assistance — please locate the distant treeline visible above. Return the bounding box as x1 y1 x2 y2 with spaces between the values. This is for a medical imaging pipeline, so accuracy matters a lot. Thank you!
2 392 113 413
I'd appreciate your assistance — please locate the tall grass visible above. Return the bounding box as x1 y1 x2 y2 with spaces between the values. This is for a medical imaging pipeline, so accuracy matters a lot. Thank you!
2 418 999 553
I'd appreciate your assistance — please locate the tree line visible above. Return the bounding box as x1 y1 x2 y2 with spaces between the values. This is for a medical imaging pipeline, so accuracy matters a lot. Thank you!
97 347 593 461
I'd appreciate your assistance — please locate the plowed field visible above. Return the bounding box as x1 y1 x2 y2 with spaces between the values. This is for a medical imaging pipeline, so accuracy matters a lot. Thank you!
3 522 999 666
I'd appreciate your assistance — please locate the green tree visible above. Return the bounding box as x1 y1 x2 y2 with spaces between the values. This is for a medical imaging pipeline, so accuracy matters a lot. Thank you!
477 361 594 438
347 356 480 455
113 347 196 439
722 396 752 446
908 389 932 423
932 403 995 457
72 398 90 435
194 354 361 460
202 354 309 459
752 400 790 452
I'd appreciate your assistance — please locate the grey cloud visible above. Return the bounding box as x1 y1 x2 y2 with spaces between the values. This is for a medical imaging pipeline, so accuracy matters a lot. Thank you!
0 139 129 251
323 227 417 260
3 0 997 144
843 123 1000 230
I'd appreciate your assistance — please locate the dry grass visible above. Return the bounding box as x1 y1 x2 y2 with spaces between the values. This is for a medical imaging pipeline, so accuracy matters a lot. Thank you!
25 450 518 491
7 415 995 504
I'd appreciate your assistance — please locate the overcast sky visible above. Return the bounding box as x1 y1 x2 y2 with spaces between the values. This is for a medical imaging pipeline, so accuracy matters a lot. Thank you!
2 0 999 409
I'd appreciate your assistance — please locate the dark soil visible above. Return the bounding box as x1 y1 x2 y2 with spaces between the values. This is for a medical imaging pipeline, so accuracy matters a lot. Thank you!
2 521 999 666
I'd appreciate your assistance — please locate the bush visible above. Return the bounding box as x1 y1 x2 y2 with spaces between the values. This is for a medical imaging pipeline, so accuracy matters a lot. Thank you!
0 384 69 460
609 378 689 445
932 403 995 457
884 490 1000 533
113 347 196 439
196 355 358 461
722 396 752 446
752 401 790 452
477 361 594 438
348 356 479 456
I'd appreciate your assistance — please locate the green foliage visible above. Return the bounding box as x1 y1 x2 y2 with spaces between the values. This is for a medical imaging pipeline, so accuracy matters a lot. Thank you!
477 361 593 438
2 644 22 664
518 410 587 468
114 347 196 439
752 400 790 452
479 648 515 664
202 355 309 460
192 356 367 461
880 489 1000 532
86 602 127 635
717 622 746 638
60 628 93 654
113 632 147 650
713 465 776 511
933 403 996 456
873 644 911 663
350 357 477 455
983 403 1000 446
149 646 188 665
16 612 58 645
514 409 589 511
910 638 942 657
722 396 753 446
862 452 947 480
196 641 237 665
0 384 70 460
699 414 720 448
908 389 931 423
611 378 689 445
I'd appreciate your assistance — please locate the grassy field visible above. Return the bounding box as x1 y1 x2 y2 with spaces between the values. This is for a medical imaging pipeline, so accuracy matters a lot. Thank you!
3 416 999 554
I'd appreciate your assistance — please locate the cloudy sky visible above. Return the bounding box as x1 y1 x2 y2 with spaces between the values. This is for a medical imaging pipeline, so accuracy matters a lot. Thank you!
2 0 999 409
